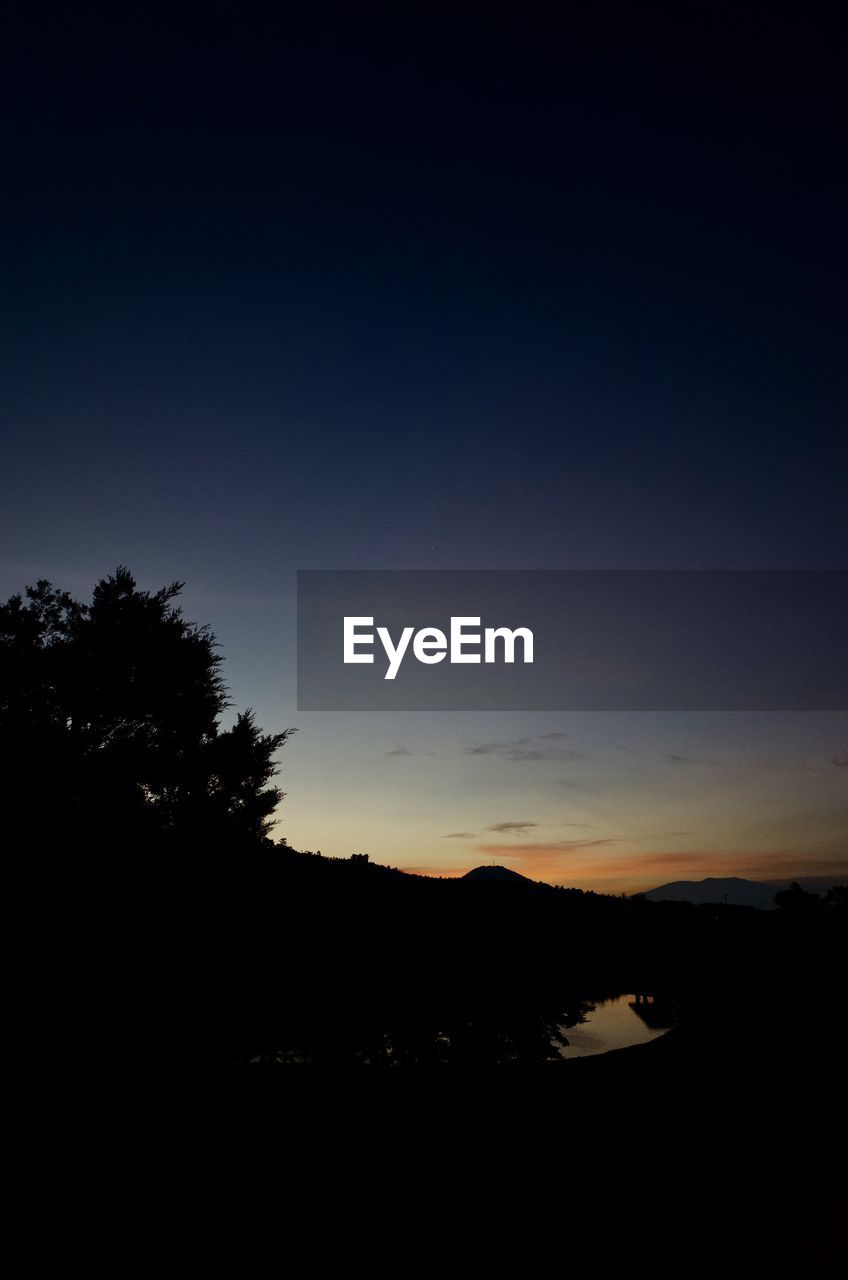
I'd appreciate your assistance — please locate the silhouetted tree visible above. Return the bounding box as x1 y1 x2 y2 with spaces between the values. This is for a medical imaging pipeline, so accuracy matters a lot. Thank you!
822 884 847 915
0 567 293 853
772 881 820 912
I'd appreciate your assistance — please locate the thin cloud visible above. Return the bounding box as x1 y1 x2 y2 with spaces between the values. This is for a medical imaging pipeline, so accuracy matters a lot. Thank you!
487 821 539 836
442 831 476 839
511 747 584 762
385 745 434 757
463 737 531 756
666 754 721 766
464 734 583 763
831 751 848 767
637 830 694 840
763 762 827 773
475 838 620 859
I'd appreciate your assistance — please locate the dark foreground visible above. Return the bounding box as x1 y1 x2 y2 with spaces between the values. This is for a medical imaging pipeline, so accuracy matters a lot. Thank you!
14 847 847 1273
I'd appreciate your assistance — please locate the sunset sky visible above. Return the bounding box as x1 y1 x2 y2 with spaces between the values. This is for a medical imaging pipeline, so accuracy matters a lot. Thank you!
2 8 845 891
274 710 847 890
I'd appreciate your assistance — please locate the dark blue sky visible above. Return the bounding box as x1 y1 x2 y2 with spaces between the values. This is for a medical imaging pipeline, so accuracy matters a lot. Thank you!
4 4 845 574
2 5 846 879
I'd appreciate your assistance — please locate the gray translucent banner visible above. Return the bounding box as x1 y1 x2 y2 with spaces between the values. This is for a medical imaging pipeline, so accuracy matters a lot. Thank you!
296 570 846 711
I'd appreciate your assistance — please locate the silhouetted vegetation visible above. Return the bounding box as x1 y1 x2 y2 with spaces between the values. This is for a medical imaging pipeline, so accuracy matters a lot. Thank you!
773 880 821 912
1 568 297 1064
0 567 293 853
217 846 845 1068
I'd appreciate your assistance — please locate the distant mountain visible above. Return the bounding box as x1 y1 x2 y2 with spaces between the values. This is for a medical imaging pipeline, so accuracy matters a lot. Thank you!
463 865 536 886
643 877 777 909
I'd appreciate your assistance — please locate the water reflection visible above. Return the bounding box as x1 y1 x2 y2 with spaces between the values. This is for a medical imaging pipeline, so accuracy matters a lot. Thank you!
558 992 674 1059
244 991 674 1063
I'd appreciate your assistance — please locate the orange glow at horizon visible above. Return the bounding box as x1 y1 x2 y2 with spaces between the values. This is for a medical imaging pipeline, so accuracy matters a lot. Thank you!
402 845 848 893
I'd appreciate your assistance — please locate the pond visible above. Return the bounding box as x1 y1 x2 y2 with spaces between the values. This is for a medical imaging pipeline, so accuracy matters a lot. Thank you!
243 991 676 1063
558 992 674 1059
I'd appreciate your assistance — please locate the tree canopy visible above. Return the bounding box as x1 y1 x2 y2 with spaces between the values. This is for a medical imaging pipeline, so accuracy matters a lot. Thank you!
0 567 293 852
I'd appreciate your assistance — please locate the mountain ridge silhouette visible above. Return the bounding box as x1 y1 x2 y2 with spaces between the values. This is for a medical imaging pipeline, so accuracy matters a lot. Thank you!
643 876 778 908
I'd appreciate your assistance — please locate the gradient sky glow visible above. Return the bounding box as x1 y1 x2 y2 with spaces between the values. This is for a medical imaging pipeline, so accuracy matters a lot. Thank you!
272 710 847 890
2 9 846 890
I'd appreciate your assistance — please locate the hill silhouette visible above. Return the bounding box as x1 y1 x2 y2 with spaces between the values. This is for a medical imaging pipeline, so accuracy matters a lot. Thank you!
462 865 537 885
644 876 779 909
